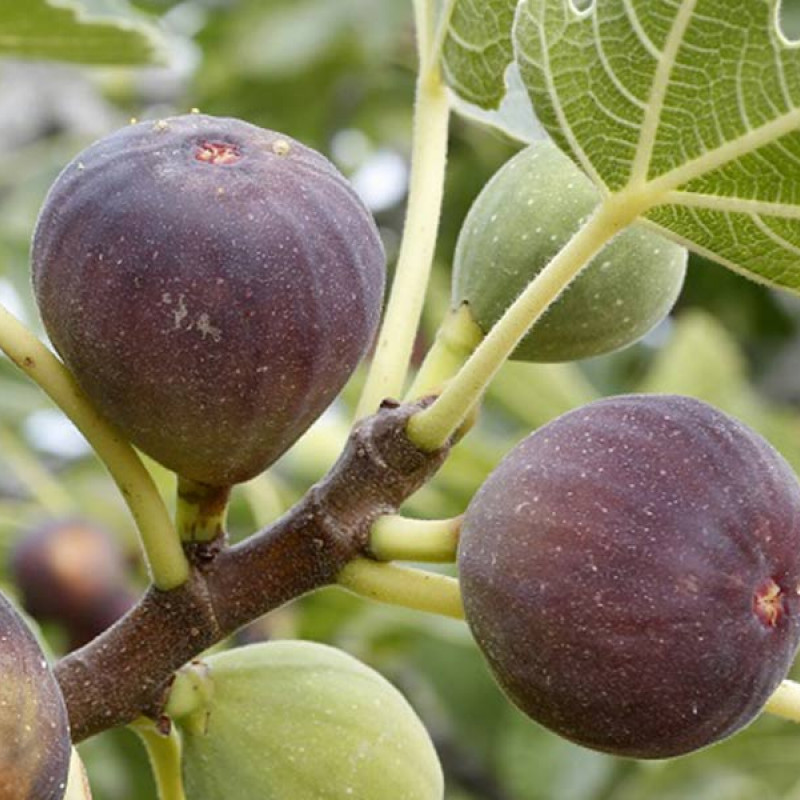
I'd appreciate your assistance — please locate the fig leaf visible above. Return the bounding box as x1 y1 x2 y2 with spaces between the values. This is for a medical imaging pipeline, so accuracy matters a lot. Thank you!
515 0 800 291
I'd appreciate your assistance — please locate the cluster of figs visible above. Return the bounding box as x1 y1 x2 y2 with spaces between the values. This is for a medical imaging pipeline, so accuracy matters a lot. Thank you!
5 113 800 798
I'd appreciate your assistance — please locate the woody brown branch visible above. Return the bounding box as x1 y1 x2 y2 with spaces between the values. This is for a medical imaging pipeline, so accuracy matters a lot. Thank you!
55 400 451 743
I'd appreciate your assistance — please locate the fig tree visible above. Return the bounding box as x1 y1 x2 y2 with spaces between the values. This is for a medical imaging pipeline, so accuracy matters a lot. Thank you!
32 114 385 486
0 590 71 799
173 640 444 799
452 141 687 362
458 394 800 758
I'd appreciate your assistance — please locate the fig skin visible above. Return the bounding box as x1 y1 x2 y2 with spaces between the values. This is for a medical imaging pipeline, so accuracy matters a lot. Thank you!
458 394 800 758
175 641 444 800
452 140 687 362
10 518 136 649
0 590 71 799
32 114 385 486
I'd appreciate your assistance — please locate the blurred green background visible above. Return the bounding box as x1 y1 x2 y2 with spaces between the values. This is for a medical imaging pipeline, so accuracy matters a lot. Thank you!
5 2 800 799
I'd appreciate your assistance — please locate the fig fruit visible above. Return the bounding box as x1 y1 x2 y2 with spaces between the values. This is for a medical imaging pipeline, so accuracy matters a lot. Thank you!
173 640 443 799
452 141 687 362
0 589 71 799
458 394 800 758
11 518 136 649
32 114 385 486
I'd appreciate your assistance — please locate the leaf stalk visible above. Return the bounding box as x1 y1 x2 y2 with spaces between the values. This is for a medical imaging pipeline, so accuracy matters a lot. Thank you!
406 197 640 451
338 558 464 619
0 304 189 590
370 514 462 562
355 14 451 417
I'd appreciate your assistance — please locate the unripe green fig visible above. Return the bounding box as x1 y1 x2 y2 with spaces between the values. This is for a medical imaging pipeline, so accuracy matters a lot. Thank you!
452 140 687 362
458 395 800 758
173 641 443 799
32 114 385 486
0 590 71 799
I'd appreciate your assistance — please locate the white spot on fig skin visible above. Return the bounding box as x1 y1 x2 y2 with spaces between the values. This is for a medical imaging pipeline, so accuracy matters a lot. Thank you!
173 294 189 329
196 313 222 343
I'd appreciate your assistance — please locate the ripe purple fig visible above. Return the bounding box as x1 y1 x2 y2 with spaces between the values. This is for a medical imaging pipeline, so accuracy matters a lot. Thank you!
11 518 136 649
0 590 71 799
32 114 385 486
458 394 800 758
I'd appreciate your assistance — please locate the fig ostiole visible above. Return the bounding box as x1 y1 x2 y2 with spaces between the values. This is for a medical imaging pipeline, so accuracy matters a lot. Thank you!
170 640 444 799
0 590 72 799
452 140 687 362
458 394 800 758
32 114 385 487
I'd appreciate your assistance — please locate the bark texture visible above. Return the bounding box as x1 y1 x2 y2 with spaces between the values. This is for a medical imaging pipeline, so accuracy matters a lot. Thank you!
55 401 451 742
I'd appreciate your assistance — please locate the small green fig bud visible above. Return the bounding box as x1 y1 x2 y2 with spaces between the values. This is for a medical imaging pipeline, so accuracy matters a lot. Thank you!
0 590 71 800
453 140 687 362
173 641 444 800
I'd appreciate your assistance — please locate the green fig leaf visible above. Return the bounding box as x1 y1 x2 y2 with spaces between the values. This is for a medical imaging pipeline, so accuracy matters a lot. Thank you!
441 0 517 109
440 0 543 141
514 0 800 291
0 0 165 65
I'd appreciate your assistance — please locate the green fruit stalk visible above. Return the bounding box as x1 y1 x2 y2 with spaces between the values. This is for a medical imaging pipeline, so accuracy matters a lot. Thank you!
0 590 71 799
173 640 444 799
459 394 800 758
63 749 93 800
452 140 687 362
32 114 385 487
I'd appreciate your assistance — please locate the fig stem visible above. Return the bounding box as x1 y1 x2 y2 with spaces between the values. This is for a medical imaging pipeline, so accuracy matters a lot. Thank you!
130 717 187 800
64 748 92 800
175 478 231 543
428 0 459 68
765 680 800 723
412 0 438 71
0 304 190 590
369 514 462 562
405 305 484 403
337 558 464 619
354 26 450 419
56 401 452 741
0 422 75 514
164 661 214 725
406 197 641 451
